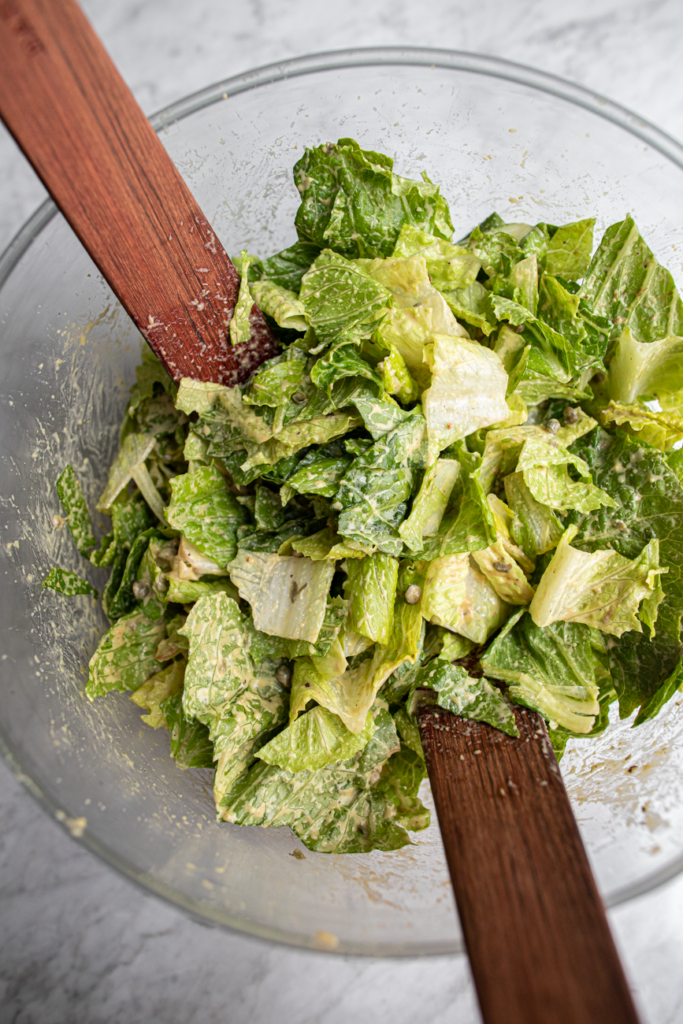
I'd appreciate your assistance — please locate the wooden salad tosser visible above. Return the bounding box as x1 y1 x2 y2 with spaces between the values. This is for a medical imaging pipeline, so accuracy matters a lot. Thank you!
0 3 641 1022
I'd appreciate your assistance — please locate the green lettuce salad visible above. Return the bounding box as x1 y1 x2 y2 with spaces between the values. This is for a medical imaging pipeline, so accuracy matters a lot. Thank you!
44 138 683 854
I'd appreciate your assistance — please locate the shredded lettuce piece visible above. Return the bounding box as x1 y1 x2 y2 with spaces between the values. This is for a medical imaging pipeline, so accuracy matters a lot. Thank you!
130 658 184 728
87 610 166 699
257 706 375 772
42 566 97 598
228 551 334 642
230 251 256 345
422 335 509 457
56 466 96 556
166 464 248 569
420 554 510 644
482 611 600 733
600 400 683 451
250 280 308 331
412 661 519 737
300 249 392 346
530 526 665 636
346 552 399 645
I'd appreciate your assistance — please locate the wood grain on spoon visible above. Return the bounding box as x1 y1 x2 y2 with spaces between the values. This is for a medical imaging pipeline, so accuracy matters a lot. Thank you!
0 0 278 385
419 704 641 1024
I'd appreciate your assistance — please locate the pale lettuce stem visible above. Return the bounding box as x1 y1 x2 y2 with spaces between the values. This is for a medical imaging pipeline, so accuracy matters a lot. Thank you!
131 463 168 526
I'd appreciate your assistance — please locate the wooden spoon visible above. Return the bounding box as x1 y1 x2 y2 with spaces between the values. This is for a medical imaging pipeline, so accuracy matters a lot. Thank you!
0 4 641 1022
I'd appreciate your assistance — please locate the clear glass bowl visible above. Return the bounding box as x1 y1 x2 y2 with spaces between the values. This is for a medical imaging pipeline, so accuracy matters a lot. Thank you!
2 48 683 957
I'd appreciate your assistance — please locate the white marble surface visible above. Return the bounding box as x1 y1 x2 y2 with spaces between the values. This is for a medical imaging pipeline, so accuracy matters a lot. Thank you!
3 2 683 1021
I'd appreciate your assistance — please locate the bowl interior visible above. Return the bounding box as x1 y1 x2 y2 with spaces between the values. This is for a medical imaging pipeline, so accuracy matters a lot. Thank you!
2 52 683 956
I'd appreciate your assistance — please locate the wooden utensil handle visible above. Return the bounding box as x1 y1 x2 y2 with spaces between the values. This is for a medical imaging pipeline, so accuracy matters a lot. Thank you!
418 706 641 1024
0 0 278 384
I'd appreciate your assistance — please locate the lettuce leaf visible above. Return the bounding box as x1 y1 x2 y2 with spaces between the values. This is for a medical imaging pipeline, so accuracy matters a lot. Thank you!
228 550 334 642
420 448 497 558
42 566 97 598
160 691 215 769
257 706 375 772
258 241 321 292
607 326 683 407
293 138 453 260
604 628 683 722
179 594 287 807
130 658 184 728
482 611 600 733
229 251 256 345
250 280 308 331
346 552 399 645
56 466 96 557
600 400 683 451
504 472 563 559
243 350 308 408
299 249 392 346
87 610 166 699
166 465 248 569
354 254 434 307
336 411 426 555
580 215 683 341
413 661 518 737
398 458 460 552
568 428 683 638
420 554 510 644
391 224 480 288
544 219 595 279
422 335 509 456
530 526 664 636
379 344 419 404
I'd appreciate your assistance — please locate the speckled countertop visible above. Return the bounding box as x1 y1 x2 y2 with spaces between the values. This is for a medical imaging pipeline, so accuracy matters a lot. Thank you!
3 2 683 1022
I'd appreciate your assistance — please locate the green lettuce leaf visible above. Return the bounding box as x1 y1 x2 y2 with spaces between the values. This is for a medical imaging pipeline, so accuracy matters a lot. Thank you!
293 138 453 259
374 292 469 388
259 241 321 291
96 432 156 513
420 448 497 558
243 350 307 408
393 223 481 288
399 458 460 552
257 705 375 772
299 249 392 346
336 411 426 555
87 610 166 699
568 428 683 637
601 400 683 451
379 344 419 404
56 466 96 557
42 566 97 598
90 497 151 568
354 254 434 307
346 552 399 645
482 610 600 733
230 251 256 345
179 594 287 807
250 280 308 331
481 425 615 514
310 343 383 393
289 525 369 561
530 526 664 636
605 628 683 722
413 661 519 737
130 658 184 728
580 215 683 341
422 335 509 456
607 326 683 407
504 472 563 559
165 576 239 604
166 465 248 569
291 576 425 733
420 553 510 644
160 691 215 769
544 219 595 279
228 550 334 642
439 281 496 335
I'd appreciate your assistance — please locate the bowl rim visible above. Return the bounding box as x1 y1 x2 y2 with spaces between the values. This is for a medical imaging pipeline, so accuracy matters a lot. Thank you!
2 45 683 956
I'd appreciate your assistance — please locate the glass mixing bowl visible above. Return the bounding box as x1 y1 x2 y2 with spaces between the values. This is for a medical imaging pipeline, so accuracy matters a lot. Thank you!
2 48 683 957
